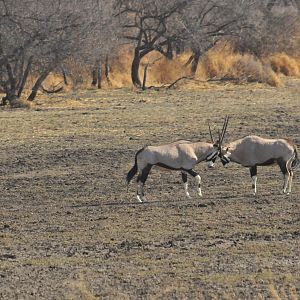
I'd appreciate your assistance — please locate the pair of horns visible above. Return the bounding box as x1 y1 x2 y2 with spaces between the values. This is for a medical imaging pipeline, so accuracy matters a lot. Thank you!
208 115 229 147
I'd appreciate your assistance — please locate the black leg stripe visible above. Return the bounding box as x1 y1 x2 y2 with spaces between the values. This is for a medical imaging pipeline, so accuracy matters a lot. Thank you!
181 173 188 183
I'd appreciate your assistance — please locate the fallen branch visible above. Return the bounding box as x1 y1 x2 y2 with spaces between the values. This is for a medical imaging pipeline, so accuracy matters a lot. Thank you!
41 83 64 94
167 76 195 89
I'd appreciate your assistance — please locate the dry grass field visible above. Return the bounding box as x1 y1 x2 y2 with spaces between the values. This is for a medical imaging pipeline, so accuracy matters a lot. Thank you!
0 79 300 299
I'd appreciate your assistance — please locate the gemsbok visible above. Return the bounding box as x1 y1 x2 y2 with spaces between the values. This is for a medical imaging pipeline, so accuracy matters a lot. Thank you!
126 117 229 202
219 133 299 195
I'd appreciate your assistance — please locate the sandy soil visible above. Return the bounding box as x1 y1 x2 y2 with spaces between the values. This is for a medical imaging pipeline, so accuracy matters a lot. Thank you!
0 80 299 299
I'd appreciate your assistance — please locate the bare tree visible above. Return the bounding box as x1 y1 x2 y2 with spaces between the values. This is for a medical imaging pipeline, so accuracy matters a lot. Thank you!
0 0 96 105
234 1 300 56
69 0 119 89
114 0 187 87
180 0 252 74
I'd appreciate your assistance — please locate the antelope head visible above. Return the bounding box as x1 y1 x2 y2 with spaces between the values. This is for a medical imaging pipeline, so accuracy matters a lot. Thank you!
207 116 228 168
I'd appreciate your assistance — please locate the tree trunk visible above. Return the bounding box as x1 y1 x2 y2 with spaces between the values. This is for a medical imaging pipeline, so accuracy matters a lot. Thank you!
105 55 110 80
131 48 142 87
27 68 51 101
142 64 149 90
91 69 97 86
97 60 101 89
17 56 33 97
61 65 68 85
166 40 173 60
1 63 18 105
191 50 201 74
1 94 18 106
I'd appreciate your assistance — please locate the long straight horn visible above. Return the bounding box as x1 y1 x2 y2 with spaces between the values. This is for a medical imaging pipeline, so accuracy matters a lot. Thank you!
208 121 215 144
217 129 222 152
220 115 229 145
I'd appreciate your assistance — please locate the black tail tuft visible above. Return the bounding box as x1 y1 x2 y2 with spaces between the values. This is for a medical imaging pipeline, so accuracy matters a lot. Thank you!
126 147 144 184
126 164 137 184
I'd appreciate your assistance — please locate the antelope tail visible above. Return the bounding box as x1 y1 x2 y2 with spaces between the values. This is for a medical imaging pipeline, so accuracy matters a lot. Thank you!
126 148 144 184
292 147 300 171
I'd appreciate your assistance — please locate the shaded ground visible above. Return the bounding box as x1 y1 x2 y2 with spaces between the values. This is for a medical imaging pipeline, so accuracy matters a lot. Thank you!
0 80 300 299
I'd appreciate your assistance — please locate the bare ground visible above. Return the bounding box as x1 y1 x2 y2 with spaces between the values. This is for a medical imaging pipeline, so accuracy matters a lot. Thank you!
0 80 300 299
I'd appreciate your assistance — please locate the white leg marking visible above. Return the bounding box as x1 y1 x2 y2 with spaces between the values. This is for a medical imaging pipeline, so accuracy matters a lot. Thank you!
283 172 290 194
196 175 202 197
136 182 145 202
136 195 143 202
251 176 257 195
287 171 293 194
184 182 191 198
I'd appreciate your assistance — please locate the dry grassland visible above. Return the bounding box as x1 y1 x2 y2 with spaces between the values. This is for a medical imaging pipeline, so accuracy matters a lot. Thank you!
0 78 299 299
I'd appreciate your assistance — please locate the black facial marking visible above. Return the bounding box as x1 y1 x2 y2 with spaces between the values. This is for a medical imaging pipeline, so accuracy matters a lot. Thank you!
206 151 218 162
220 156 230 166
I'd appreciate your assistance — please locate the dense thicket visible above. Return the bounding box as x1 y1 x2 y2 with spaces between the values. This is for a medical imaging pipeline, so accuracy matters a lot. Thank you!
0 0 299 105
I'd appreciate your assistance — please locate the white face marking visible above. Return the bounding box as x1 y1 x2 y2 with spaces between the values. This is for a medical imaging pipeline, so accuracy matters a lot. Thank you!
224 152 231 159
207 161 214 168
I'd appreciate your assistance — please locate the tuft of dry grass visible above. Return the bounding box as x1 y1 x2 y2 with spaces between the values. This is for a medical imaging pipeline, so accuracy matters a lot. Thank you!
268 53 300 76
267 283 299 300
65 275 98 300
198 45 282 87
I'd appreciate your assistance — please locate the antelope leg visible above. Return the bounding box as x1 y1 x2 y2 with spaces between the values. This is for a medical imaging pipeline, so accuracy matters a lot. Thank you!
181 172 191 198
250 166 257 196
186 169 202 197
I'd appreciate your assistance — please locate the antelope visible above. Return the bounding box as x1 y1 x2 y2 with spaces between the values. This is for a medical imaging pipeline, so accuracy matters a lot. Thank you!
219 129 299 195
126 117 228 202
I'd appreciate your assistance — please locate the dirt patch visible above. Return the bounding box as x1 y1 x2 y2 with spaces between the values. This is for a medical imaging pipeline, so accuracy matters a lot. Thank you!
0 80 299 299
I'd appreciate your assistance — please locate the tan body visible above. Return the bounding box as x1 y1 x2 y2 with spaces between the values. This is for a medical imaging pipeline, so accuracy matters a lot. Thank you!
221 135 299 195
127 140 219 202
226 136 295 167
138 141 217 171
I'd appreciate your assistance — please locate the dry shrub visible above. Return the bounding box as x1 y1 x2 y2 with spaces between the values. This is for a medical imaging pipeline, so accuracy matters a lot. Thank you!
108 47 191 87
29 45 300 93
268 53 300 76
64 58 91 89
199 43 234 79
108 47 132 88
142 51 190 85
197 45 282 87
45 45 300 90
43 72 72 92
233 55 282 87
